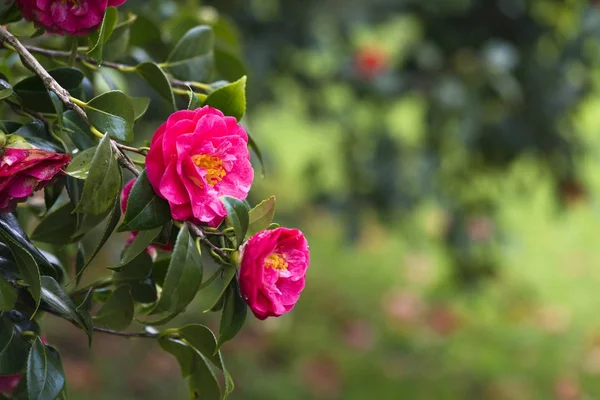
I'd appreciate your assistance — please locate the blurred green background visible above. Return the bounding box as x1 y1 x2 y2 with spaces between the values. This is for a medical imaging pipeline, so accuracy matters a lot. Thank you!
31 0 600 398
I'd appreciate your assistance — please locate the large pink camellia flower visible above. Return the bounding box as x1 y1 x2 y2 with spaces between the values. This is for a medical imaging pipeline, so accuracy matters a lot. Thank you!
239 228 310 320
146 107 253 227
0 138 70 214
16 0 127 36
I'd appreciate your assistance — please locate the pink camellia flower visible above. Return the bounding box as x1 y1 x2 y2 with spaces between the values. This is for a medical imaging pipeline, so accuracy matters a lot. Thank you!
146 106 253 227
16 0 127 36
0 374 21 395
0 137 70 214
121 179 172 257
239 228 310 320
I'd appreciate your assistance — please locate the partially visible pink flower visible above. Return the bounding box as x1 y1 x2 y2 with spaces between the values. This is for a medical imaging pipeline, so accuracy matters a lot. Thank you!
146 106 253 227
121 179 171 257
0 143 70 214
0 374 21 394
16 0 127 36
239 228 309 320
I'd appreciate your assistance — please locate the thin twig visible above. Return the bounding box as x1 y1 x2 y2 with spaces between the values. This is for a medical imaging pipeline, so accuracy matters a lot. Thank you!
0 26 140 177
187 222 229 260
115 143 148 155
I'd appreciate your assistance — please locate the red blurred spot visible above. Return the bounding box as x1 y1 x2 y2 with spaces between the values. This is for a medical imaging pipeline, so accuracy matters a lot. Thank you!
354 46 388 79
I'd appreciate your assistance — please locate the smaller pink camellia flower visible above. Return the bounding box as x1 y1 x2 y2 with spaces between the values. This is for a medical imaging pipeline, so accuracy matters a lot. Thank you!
16 0 127 36
0 374 21 395
146 106 253 227
239 228 310 320
121 179 172 257
0 135 70 214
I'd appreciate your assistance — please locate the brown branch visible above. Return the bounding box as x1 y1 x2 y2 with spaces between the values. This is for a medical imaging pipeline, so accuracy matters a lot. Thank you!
0 26 140 177
187 223 229 260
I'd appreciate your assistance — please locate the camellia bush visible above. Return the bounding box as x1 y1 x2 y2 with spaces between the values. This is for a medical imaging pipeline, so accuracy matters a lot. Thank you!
0 1 310 399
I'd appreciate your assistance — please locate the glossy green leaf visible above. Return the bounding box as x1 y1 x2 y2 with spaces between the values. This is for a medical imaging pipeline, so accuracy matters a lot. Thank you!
187 353 221 400
84 90 135 142
0 79 12 100
79 197 121 274
0 316 28 375
248 133 265 178
204 76 246 121
63 111 95 151
94 286 134 330
217 280 247 349
48 91 64 131
131 96 150 121
40 276 92 341
136 62 176 111
247 196 276 236
0 230 41 310
120 226 162 266
164 26 214 81
0 276 16 311
152 225 203 315
118 170 171 232
14 68 84 113
30 201 78 245
65 147 96 180
73 133 122 215
87 7 118 62
221 196 250 247
26 337 65 400
205 266 236 312
158 337 195 377
114 251 153 281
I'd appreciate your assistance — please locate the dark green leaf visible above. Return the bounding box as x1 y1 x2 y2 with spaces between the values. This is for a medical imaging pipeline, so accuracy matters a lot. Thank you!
0 79 12 100
217 280 247 349
64 147 96 180
120 226 161 266
84 90 135 142
31 201 78 245
118 170 171 232
0 230 41 310
48 91 64 130
13 121 62 153
187 87 201 110
14 68 83 113
26 337 65 400
129 280 157 303
151 225 202 316
204 76 246 121
94 286 134 330
40 277 92 341
220 196 250 247
43 177 65 211
0 3 20 25
158 337 195 378
75 244 85 286
214 43 247 82
73 133 122 215
136 62 176 111
0 316 28 375
87 7 118 62
205 266 236 312
0 276 17 311
247 196 276 237
247 133 265 178
114 252 153 281
187 354 221 400
131 96 150 121
63 111 95 151
164 26 214 81
103 20 131 62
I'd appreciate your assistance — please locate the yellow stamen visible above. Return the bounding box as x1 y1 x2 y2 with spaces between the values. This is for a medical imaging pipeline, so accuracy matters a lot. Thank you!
191 154 226 186
264 253 288 271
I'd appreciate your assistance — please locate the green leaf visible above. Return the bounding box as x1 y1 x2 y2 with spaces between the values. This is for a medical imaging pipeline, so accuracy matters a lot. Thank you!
178 324 234 397
120 226 162 266
86 7 118 62
103 19 131 62
84 90 135 142
152 225 203 315
0 316 28 375
187 355 221 400
114 251 153 281
0 2 20 25
0 276 17 311
187 87 201 110
0 230 41 311
40 277 92 341
217 280 247 349
31 201 78 245
26 337 66 400
63 111 95 151
14 68 83 113
204 266 236 312
48 91 64 131
204 76 246 121
0 78 12 100
164 26 214 81
131 96 150 121
215 45 247 82
158 337 195 377
94 286 134 330
73 133 122 215
118 170 171 232
220 196 250 247
79 198 121 277
64 147 96 180
135 62 177 111
247 196 276 237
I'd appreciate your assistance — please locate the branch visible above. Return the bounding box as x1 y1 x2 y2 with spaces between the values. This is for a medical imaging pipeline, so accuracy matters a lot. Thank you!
187 222 229 260
0 26 140 177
